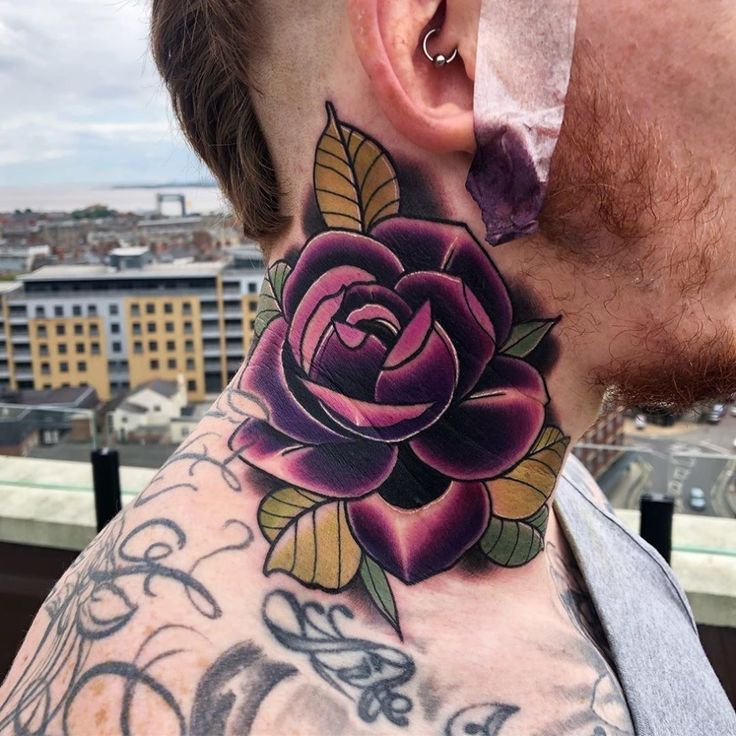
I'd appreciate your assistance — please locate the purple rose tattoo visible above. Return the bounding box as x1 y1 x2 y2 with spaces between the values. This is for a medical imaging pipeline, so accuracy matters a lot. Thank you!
234 218 548 583
231 103 568 633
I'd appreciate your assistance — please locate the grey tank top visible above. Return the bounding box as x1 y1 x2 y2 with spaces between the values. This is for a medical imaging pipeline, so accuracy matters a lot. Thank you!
554 456 736 736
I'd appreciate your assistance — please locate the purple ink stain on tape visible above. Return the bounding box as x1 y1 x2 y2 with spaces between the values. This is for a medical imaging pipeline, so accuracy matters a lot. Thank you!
466 0 579 246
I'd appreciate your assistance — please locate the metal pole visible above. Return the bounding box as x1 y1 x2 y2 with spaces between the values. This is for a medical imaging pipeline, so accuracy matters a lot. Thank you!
91 448 122 532
639 493 675 564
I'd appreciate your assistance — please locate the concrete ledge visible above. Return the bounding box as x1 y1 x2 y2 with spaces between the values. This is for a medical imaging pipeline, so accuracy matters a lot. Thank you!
0 457 733 629
0 456 155 551
617 509 736 627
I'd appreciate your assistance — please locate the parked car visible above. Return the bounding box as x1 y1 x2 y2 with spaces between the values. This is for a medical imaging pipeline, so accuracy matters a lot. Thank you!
689 487 706 511
634 414 647 430
730 405 736 417
706 404 726 424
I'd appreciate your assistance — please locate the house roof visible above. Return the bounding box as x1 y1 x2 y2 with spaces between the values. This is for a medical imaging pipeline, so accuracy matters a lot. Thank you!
0 385 99 409
135 378 179 398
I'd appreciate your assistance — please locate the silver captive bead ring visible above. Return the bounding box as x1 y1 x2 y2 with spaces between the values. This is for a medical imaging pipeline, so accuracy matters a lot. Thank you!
422 28 458 68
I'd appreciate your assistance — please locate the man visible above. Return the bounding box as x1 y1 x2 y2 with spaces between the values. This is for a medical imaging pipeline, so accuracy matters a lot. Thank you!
1 0 735 733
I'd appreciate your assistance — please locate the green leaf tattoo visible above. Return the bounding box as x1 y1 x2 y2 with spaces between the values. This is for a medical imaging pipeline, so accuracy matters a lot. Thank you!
480 516 545 567
360 556 401 637
253 260 292 340
500 319 559 358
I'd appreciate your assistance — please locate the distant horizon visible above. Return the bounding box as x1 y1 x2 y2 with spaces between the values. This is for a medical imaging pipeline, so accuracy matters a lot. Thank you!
0 180 217 191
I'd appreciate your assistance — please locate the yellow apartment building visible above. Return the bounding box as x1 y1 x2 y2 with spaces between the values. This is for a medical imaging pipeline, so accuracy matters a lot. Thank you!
0 247 264 403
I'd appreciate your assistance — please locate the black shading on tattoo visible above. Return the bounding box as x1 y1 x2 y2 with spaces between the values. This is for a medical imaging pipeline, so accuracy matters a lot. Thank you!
0 515 254 735
189 642 297 736
262 589 416 728
444 703 520 736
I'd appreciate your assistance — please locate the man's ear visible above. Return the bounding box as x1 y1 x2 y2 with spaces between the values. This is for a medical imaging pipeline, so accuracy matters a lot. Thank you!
348 0 478 153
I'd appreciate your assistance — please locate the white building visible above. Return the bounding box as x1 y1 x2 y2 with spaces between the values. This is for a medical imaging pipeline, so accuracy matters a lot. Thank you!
110 376 187 441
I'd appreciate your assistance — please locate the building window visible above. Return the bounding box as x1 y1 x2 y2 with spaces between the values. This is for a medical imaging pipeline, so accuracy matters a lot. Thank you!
183 321 193 334
35 306 45 318
37 325 47 338
75 343 85 354
164 303 174 314
248 283 257 294
148 340 158 352
166 340 175 351
88 305 97 316
112 341 122 352
183 302 192 316
133 341 143 354
187 379 197 392
186 358 195 371
41 362 50 375
59 361 68 373
150 359 160 370
131 304 140 316
72 305 82 317
132 323 142 335
185 340 194 353
39 344 49 357
153 405 162 412
90 324 99 336
167 359 177 370
165 322 174 333
146 303 156 315
58 344 67 355
56 324 65 336
77 361 87 372
54 306 63 317
249 320 256 330
111 323 120 334
91 342 101 355
109 304 119 316
249 301 258 312
147 322 156 334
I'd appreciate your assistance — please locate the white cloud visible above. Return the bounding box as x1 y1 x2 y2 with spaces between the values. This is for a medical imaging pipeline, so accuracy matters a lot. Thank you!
0 0 203 184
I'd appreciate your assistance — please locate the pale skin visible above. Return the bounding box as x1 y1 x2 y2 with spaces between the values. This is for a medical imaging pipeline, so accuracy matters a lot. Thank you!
3 0 736 733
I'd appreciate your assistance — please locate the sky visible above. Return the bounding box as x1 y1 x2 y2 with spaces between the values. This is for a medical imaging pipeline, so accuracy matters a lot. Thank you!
0 0 207 186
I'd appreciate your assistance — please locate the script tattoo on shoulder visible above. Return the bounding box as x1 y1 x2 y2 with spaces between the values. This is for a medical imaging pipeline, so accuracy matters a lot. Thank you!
262 589 415 728
230 101 571 636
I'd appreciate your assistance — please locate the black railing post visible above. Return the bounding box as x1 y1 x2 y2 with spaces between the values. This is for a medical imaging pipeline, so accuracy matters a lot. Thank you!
91 448 122 532
639 493 674 563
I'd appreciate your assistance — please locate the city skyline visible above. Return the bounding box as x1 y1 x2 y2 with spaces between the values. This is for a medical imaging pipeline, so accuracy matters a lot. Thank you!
0 0 205 186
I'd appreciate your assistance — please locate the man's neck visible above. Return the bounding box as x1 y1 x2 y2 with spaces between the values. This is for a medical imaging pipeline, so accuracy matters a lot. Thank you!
228 101 603 635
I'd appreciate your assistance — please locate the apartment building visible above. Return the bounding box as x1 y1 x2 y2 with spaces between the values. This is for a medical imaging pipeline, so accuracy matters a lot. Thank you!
0 247 264 401
574 405 626 478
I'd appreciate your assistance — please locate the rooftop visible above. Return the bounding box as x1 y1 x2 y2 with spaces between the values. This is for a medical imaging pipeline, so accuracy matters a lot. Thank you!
18 261 226 282
0 385 99 409
0 282 21 295
134 378 180 398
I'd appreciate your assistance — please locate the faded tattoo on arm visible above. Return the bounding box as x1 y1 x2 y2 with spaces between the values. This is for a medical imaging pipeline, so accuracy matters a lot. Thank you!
0 433 268 736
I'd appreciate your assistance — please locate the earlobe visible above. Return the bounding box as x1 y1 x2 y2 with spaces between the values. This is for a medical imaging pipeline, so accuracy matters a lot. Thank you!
348 0 476 153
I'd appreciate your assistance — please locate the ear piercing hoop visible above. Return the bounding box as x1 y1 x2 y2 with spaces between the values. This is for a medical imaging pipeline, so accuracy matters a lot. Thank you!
422 28 458 67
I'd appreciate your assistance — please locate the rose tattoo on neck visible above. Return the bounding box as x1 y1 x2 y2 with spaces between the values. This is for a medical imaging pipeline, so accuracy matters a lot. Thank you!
230 103 569 635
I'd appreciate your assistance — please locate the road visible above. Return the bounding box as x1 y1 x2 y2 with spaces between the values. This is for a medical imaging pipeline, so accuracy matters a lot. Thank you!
599 413 736 518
